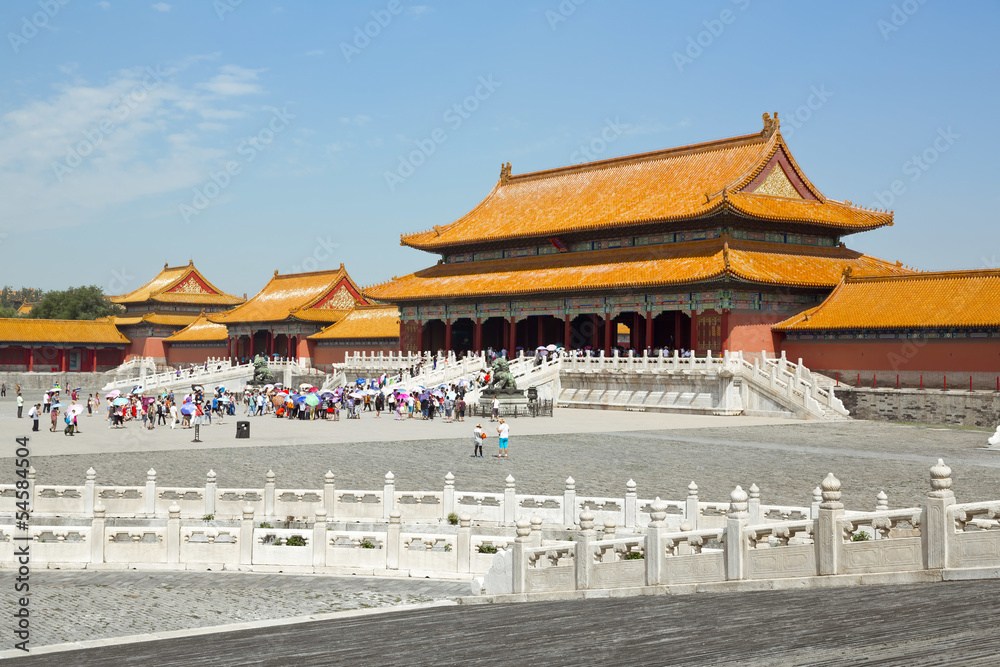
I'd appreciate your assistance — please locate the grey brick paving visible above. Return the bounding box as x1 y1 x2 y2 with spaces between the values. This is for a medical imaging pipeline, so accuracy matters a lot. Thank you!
12 571 468 647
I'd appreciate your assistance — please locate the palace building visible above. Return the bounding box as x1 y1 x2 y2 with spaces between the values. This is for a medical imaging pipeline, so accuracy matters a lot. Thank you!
108 260 244 364
0 318 129 372
209 265 396 367
366 113 914 357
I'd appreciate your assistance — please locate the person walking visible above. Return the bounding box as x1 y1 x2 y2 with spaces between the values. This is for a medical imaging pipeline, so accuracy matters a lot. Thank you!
473 423 486 458
49 406 60 432
169 401 178 429
491 396 500 422
16 392 24 418
374 392 384 419
496 418 509 458
28 404 40 432
43 392 50 414
1 381 5 397
87 394 94 417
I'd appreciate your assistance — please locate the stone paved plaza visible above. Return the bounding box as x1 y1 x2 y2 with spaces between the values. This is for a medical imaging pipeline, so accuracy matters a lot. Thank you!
2 394 1000 650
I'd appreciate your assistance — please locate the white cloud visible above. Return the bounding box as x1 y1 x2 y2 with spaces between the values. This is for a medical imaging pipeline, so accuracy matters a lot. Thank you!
196 65 264 96
0 62 270 233
409 5 430 17
97 1 111 9
305 49 324 57
151 2 171 11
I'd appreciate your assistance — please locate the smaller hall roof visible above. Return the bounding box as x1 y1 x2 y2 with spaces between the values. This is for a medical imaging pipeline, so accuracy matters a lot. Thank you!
774 270 1000 332
110 260 244 306
109 313 200 327
309 305 400 340
16 302 36 315
212 265 371 325
0 318 129 345
165 313 229 342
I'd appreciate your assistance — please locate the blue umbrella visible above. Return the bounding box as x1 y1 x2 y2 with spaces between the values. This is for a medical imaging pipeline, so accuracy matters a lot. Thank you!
180 403 196 416
356 378 366 385
51 402 65 409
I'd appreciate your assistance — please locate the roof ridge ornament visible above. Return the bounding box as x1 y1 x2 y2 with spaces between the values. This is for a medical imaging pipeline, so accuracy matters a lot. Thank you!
762 112 779 138
499 161 512 184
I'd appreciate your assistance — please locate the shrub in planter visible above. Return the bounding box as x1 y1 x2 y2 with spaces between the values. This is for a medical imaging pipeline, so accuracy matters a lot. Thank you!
284 535 307 547
477 544 498 554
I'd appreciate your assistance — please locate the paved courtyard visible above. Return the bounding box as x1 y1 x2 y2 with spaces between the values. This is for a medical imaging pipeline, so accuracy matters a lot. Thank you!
2 393 999 652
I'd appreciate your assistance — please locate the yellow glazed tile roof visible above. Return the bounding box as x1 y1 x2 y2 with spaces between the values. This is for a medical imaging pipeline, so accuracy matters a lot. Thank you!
110 260 244 306
365 239 913 302
16 302 35 315
109 316 145 326
212 266 370 324
165 313 229 342
309 305 400 340
0 318 129 344
401 116 892 251
774 270 1000 331
142 313 200 326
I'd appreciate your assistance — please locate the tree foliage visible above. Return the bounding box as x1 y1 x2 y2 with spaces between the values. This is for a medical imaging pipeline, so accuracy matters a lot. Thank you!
0 305 18 319
30 285 123 320
0 286 44 312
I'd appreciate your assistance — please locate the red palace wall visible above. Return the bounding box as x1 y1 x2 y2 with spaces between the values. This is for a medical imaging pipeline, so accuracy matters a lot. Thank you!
725 312 786 357
165 344 228 366
125 337 166 362
779 337 1000 374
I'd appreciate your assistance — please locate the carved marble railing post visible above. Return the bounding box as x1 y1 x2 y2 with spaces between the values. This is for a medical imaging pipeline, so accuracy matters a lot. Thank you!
685 482 699 530
312 508 327 568
90 502 106 565
748 483 762 525
725 486 750 581
645 498 668 586
84 467 96 517
323 471 335 519
240 504 254 566
602 519 617 563
563 477 576 528
456 513 472 573
575 510 596 591
166 503 181 564
530 514 543 547
925 459 955 570
205 470 217 517
383 472 396 520
624 479 637 530
677 522 694 556
264 470 276 519
443 472 455 519
511 518 530 594
817 473 843 576
386 510 401 569
145 469 157 517
876 490 889 512
503 475 516 526
810 486 822 520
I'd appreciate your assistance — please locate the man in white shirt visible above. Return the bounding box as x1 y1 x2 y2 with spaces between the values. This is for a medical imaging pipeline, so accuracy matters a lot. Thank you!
28 403 40 431
473 424 485 458
496 418 509 458
491 396 500 422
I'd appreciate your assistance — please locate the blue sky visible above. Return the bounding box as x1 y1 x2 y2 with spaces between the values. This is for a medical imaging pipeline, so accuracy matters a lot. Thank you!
1 0 997 297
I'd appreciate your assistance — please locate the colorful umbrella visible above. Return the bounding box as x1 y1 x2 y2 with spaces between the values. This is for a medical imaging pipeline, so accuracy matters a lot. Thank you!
142 397 156 405
180 403 197 415
68 404 84 417
350 391 364 399
106 390 122 399
112 397 128 406
51 402 65 409
319 391 335 399
304 394 320 406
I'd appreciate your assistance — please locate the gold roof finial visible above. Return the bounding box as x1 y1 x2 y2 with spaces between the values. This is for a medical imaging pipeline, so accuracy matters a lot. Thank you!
762 112 779 138
499 162 512 184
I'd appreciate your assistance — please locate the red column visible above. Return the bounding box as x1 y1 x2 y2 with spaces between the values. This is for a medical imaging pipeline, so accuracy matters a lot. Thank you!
91 348 98 372
590 314 599 349
444 320 453 352
720 310 730 353
27 347 33 372
268 331 275 357
474 319 482 351
563 316 572 348
508 317 518 353
604 316 613 354
645 311 654 350
59 348 67 372
690 312 699 354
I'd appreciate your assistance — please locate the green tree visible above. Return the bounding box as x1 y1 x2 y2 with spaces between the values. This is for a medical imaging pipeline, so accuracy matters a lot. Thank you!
30 285 123 320
0 286 44 310
0 305 18 319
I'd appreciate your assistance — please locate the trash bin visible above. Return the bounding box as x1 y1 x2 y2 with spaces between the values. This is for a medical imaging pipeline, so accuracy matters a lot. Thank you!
236 421 250 439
